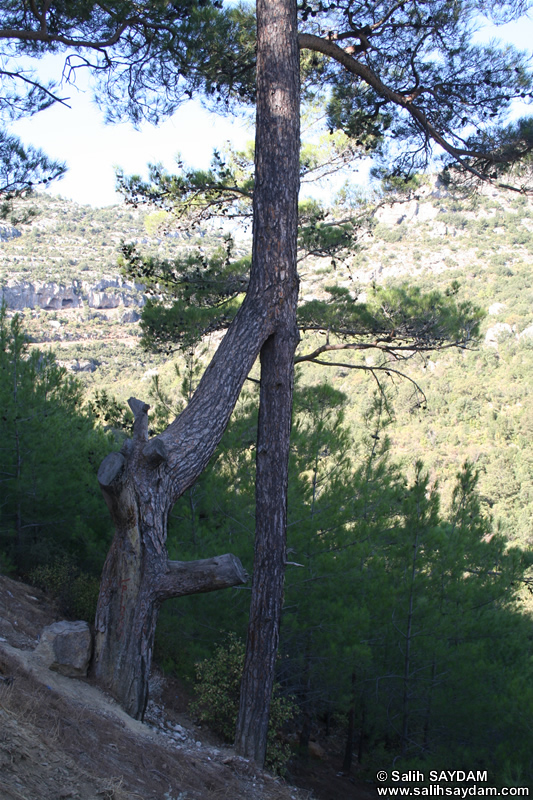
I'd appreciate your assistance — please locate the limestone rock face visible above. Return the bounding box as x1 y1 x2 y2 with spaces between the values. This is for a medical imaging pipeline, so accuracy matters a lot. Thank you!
0 276 146 311
35 620 93 677
375 198 439 226
87 289 122 309
1 280 81 310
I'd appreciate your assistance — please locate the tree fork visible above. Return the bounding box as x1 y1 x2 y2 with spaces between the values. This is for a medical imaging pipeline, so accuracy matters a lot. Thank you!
92 225 289 717
93 0 301 738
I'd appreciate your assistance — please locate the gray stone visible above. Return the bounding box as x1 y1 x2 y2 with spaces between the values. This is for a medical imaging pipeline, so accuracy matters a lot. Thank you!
67 359 99 373
121 309 141 323
35 620 93 677
484 322 514 349
519 324 533 341
0 224 21 242
87 289 122 308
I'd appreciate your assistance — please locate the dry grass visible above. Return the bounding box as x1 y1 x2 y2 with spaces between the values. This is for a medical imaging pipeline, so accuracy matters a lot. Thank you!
2 575 374 800
0 644 314 800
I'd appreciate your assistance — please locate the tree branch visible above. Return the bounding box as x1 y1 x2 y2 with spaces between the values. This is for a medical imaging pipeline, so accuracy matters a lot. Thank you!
0 21 131 50
295 338 473 364
298 32 532 188
157 553 248 601
297 357 427 405
159 284 278 503
295 341 376 363
0 69 71 110
128 397 150 443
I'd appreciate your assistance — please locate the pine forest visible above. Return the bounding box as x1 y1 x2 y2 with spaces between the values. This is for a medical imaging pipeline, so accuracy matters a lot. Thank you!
1 180 532 789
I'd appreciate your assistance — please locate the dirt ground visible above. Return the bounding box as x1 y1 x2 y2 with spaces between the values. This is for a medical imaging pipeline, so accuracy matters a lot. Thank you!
0 574 376 800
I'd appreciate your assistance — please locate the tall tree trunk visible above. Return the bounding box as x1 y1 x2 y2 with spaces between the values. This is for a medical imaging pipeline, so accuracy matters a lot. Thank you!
234 0 300 766
93 286 279 718
358 698 367 764
342 672 357 774
93 0 300 737
401 527 420 755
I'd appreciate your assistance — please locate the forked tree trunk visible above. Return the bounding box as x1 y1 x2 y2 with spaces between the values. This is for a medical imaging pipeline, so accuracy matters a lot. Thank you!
93 289 278 718
234 0 300 766
93 0 301 749
93 403 249 718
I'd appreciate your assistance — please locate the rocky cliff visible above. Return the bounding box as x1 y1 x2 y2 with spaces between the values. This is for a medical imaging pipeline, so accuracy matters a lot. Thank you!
0 276 146 311
0 223 21 242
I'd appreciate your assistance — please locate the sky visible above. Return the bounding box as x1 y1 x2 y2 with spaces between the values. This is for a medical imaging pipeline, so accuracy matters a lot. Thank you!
11 74 254 208
10 15 533 209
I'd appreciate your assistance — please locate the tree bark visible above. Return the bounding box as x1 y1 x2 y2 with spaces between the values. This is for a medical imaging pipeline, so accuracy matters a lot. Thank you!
342 672 357 774
94 0 300 737
92 318 261 719
93 220 295 716
234 0 300 766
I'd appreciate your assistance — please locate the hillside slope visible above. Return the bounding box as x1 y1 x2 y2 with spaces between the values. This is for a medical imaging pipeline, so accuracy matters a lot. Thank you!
0 184 531 537
1 575 380 800
1 185 532 794
0 574 310 800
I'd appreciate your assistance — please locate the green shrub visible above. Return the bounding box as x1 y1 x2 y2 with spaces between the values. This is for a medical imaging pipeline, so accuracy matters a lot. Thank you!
191 634 296 774
373 222 409 242
0 549 16 575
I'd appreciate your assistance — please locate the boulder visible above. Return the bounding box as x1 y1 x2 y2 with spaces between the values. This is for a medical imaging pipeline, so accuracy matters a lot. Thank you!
35 620 93 677
308 740 326 759
0 224 21 242
519 324 533 341
64 358 99 373
121 309 141 323
484 322 513 349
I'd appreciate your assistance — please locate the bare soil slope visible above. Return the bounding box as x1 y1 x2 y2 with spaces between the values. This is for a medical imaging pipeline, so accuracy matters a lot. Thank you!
0 575 311 800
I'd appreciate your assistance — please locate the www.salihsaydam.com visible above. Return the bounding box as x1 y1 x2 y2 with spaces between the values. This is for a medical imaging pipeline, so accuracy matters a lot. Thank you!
374 771 529 797
376 788 528 797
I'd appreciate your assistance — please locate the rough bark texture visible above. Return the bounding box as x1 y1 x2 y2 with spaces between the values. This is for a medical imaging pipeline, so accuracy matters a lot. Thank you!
342 672 357 774
234 0 300 766
94 0 300 740
93 212 297 718
93 394 251 719
93 140 303 713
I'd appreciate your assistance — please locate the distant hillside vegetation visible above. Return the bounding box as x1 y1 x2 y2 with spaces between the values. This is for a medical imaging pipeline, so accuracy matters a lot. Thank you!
0 183 531 547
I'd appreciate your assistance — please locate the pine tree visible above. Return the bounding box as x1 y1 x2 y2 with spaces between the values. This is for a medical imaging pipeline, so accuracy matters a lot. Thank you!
0 307 111 575
0 0 253 198
6 0 532 766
